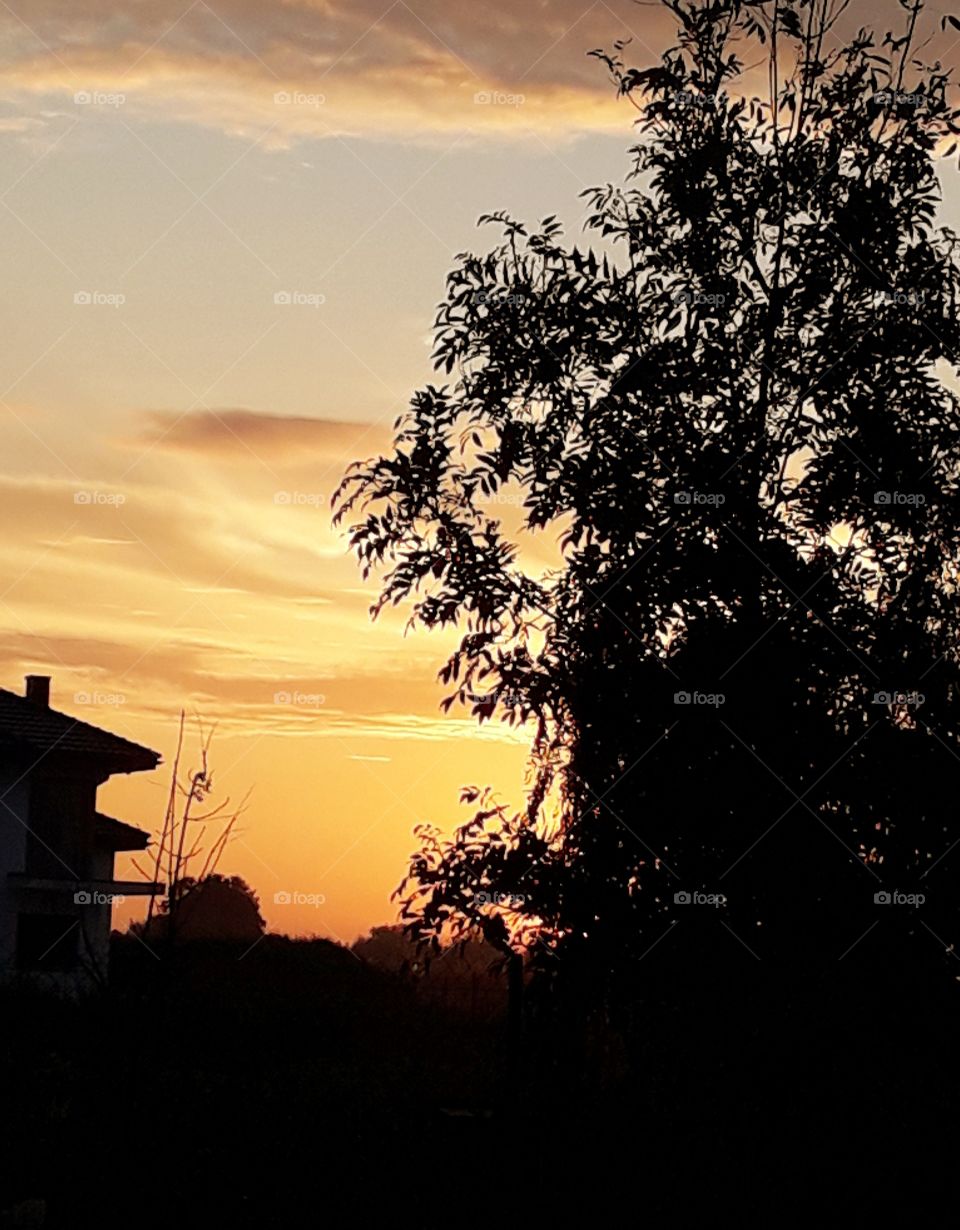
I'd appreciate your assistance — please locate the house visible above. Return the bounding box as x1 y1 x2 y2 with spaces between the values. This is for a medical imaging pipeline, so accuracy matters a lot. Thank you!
0 675 163 989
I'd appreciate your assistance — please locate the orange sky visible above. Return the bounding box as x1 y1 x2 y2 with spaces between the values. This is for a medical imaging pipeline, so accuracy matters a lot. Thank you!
1 0 956 940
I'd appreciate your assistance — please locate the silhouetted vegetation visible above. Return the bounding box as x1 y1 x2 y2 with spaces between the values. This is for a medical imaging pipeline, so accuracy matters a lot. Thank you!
0 931 514 1226
135 874 266 944
141 712 252 942
336 0 960 1005
1 924 958 1224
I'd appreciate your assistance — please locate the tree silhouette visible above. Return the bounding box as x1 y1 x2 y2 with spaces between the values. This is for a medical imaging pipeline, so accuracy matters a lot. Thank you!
140 711 252 942
137 873 266 943
335 0 960 993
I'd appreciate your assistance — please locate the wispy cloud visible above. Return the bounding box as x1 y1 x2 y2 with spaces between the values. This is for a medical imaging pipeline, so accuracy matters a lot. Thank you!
0 0 669 141
131 407 388 461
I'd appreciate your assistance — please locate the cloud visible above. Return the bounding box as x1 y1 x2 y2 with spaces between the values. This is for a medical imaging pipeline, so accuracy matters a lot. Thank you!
0 623 529 746
1 0 935 147
0 0 673 141
0 469 352 613
131 407 388 462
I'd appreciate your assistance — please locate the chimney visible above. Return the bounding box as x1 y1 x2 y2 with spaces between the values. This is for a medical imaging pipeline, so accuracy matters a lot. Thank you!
25 675 50 707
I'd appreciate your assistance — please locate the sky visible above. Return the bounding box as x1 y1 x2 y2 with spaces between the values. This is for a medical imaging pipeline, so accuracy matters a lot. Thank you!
0 0 956 943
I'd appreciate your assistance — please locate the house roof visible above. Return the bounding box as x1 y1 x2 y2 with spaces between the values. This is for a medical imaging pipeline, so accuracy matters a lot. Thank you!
0 688 161 775
95 811 152 851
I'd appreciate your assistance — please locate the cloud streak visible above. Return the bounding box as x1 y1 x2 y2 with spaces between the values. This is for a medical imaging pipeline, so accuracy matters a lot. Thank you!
132 408 389 461
0 0 672 141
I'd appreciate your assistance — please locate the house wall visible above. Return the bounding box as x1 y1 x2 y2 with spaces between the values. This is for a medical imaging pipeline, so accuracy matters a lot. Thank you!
82 845 117 979
0 769 30 972
0 767 119 990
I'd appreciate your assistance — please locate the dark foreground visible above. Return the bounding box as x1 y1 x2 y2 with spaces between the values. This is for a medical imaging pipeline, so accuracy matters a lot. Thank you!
1 931 957 1225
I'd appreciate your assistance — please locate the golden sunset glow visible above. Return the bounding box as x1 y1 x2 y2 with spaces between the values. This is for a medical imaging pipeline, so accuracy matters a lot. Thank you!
0 0 650 942
2 0 958 943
